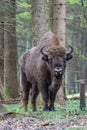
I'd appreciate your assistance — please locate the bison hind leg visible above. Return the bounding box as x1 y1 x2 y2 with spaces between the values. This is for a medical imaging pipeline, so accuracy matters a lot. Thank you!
23 81 31 112
30 84 39 112
21 70 31 111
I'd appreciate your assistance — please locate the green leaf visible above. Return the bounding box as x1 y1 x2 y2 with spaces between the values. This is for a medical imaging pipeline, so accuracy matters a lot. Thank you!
66 0 79 4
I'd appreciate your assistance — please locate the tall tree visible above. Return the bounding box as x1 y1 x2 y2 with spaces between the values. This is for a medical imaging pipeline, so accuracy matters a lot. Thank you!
0 22 4 86
4 0 19 98
52 0 66 44
31 0 46 103
31 0 46 46
52 0 66 104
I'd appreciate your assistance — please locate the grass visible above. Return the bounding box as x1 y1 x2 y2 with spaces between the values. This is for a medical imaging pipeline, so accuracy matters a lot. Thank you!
4 99 87 121
3 99 87 129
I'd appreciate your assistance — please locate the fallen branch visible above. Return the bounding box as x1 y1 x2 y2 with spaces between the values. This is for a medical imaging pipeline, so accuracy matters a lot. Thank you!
0 111 27 120
66 93 87 100
0 97 22 104
41 122 49 126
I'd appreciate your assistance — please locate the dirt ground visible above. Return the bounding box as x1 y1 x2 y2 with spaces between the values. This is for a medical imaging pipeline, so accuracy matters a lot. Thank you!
0 113 87 130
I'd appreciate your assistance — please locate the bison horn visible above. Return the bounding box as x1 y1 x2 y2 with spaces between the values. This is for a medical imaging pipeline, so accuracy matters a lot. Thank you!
65 45 73 61
40 46 48 61
67 45 73 55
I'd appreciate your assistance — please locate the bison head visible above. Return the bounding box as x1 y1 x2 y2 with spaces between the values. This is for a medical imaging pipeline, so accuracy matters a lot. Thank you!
40 45 73 78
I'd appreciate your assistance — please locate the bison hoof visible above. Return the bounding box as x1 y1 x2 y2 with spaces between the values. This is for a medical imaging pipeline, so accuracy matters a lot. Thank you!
49 106 55 111
32 107 36 112
43 105 49 111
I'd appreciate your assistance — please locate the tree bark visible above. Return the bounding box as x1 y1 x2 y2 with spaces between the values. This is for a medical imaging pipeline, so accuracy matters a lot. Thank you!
0 16 6 107
4 0 19 98
0 103 6 113
80 82 86 110
53 0 66 44
52 0 66 104
31 0 46 46
0 1 7 99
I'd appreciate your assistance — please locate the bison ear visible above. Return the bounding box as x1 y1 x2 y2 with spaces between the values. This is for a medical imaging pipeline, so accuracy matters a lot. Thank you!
42 55 48 62
66 54 73 61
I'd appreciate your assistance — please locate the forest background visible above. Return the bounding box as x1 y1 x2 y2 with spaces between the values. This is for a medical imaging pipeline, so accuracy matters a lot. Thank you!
0 0 87 103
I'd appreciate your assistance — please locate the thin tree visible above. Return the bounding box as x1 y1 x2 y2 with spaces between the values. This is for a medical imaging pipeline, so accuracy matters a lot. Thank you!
0 23 4 84
0 22 4 110
0 1 6 112
4 0 19 98
0 22 5 99
0 1 6 99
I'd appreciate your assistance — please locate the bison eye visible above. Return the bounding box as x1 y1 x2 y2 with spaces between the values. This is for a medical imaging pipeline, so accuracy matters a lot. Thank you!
65 54 73 61
64 58 66 63
48 58 52 64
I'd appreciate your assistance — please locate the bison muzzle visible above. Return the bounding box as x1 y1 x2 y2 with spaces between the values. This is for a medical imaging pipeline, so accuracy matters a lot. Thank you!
19 32 73 112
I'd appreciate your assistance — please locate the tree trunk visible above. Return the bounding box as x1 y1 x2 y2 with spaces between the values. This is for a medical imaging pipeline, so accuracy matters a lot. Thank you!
4 0 19 98
53 0 66 44
52 0 66 104
0 103 6 113
31 0 46 103
0 11 6 104
80 82 86 110
31 0 46 46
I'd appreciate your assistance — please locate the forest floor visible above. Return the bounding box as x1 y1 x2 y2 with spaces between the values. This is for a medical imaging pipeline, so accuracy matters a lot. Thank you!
0 112 87 130
0 99 87 130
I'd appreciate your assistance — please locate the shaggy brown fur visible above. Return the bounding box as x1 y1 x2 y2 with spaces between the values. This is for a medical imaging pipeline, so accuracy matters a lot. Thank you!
19 32 73 112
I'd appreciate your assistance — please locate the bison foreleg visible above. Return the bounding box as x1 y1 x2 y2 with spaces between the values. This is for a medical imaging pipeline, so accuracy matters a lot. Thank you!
39 82 49 111
49 91 56 111
49 80 61 111
49 85 58 111
31 84 39 112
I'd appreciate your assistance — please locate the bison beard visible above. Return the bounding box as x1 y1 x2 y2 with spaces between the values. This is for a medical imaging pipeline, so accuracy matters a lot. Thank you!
19 32 73 112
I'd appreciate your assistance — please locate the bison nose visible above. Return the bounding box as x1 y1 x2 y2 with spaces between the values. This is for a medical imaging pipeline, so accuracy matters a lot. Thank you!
54 67 63 77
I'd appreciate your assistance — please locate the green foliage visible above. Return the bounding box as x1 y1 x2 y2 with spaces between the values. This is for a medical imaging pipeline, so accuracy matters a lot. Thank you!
76 48 87 60
83 1 87 7
16 0 32 41
66 0 79 5
66 0 87 6
80 15 87 28
17 0 31 8
4 104 20 112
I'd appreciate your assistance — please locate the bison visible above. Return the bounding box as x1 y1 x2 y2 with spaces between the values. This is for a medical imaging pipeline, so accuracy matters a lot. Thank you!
19 32 73 112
